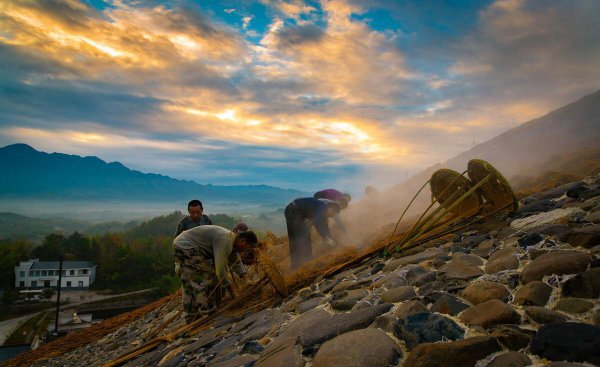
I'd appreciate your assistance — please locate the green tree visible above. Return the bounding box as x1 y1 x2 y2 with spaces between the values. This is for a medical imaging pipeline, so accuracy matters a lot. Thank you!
0 239 32 304
31 233 66 260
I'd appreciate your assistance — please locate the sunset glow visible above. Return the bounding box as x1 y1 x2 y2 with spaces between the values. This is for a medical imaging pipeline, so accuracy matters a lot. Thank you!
1 0 598 189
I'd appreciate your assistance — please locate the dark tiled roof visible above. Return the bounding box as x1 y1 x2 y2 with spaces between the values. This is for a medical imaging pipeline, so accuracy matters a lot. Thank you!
29 261 96 270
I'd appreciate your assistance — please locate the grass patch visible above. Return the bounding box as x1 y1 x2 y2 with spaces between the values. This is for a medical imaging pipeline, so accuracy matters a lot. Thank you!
4 311 53 346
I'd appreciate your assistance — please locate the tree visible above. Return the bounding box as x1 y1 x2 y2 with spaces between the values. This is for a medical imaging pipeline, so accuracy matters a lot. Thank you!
0 239 32 304
31 233 66 260
41 288 55 299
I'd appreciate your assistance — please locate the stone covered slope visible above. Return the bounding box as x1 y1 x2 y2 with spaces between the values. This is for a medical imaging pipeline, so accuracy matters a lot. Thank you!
26 175 600 367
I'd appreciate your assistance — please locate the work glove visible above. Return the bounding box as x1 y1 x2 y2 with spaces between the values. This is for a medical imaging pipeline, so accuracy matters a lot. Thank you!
324 237 337 248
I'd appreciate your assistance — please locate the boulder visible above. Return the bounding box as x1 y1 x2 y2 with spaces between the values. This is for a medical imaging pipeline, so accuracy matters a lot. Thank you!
255 337 304 367
240 312 290 343
514 281 553 306
297 303 393 347
394 300 429 319
530 322 600 364
460 299 520 328
518 233 544 248
472 239 498 258
525 306 568 324
396 312 464 349
555 298 594 314
452 253 484 266
586 210 600 224
403 336 501 367
488 325 534 350
381 286 416 303
528 224 573 239
211 355 257 367
331 289 368 310
515 199 557 216
510 208 586 231
563 225 600 248
297 297 325 314
461 281 510 304
429 294 469 316
383 248 446 271
485 352 531 367
371 314 399 335
521 250 592 284
562 268 600 298
312 328 401 367
485 248 520 274
371 272 408 289
438 260 483 280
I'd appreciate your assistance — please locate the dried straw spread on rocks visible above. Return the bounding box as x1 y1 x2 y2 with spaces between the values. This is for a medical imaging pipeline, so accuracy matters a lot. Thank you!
4 174 600 367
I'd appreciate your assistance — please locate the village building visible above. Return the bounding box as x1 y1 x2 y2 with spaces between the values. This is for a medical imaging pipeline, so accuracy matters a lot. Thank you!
14 259 97 289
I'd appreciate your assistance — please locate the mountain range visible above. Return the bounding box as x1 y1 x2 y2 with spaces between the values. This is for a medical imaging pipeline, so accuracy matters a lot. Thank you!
0 143 308 205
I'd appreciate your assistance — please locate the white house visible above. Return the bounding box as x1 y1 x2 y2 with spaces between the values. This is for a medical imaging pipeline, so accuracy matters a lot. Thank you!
14 259 97 289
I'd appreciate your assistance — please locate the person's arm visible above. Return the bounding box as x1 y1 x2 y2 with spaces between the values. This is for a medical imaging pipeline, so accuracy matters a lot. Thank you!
205 215 213 225
334 214 346 232
213 237 232 281
229 252 247 276
313 209 331 239
174 221 184 238
213 236 247 280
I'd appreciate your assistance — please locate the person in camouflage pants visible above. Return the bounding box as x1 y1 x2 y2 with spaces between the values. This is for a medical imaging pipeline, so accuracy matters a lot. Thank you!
176 247 222 318
173 225 258 323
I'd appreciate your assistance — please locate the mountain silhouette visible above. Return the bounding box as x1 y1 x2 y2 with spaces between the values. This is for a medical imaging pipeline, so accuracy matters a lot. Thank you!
0 144 308 204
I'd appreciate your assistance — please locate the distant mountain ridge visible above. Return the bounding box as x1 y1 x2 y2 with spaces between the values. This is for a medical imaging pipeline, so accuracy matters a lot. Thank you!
0 144 308 204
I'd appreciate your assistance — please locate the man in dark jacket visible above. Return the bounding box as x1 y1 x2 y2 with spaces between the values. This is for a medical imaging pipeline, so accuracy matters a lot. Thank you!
175 199 213 237
314 189 351 231
284 197 340 270
314 189 351 208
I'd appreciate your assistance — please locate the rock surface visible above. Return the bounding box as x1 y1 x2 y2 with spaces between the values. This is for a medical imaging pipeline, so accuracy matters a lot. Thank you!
514 281 553 306
312 328 401 367
380 286 416 303
396 312 464 349
403 336 502 367
525 306 569 324
485 352 531 367
394 300 429 318
530 322 600 364
460 299 520 328
461 281 510 304
561 268 600 298
521 250 592 283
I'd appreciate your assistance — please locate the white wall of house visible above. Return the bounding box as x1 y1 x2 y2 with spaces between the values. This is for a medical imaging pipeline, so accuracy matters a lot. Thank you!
14 260 97 289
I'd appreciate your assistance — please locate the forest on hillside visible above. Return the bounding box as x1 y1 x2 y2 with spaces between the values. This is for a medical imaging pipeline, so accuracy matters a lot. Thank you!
0 211 243 304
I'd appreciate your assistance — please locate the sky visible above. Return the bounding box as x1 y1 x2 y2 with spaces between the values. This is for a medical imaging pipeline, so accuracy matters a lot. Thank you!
0 0 599 192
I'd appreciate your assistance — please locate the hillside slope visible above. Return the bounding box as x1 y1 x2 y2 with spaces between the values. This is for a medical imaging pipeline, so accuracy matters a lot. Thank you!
5 172 600 367
359 89 600 224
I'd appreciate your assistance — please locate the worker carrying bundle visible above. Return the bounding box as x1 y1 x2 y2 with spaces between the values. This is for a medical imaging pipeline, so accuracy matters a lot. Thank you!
173 225 257 323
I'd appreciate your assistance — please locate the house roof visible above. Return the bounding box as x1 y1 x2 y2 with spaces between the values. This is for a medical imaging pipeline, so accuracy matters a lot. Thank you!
30 261 96 270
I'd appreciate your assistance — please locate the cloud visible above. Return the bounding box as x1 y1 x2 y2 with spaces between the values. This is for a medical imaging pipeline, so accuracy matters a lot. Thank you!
242 16 253 29
273 24 325 47
0 0 599 191
447 0 600 117
266 0 318 20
